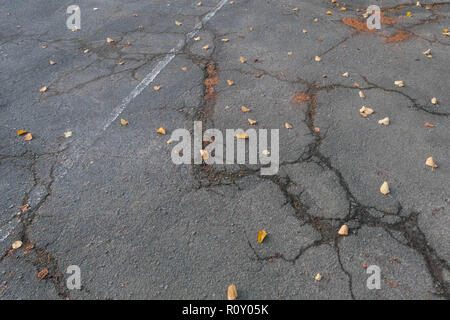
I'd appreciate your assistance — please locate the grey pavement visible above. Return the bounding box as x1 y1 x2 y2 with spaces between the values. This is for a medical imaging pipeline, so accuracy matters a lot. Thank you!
0 0 449 299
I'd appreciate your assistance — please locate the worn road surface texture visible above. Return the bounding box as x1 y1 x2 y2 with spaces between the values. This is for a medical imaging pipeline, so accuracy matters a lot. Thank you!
1 0 449 299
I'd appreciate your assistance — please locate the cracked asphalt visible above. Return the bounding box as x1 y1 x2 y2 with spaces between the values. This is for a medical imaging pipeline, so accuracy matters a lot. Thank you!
0 0 449 300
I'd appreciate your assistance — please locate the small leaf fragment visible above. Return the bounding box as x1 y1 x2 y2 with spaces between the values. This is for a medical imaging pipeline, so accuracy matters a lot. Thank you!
338 224 348 236
248 118 257 125
423 49 431 55
202 45 209 50
262 149 270 156
257 230 267 243
285 122 292 129
241 106 251 113
315 55 321 62
424 122 434 128
39 86 48 92
239 56 246 63
425 157 438 168
49 60 56 65
431 97 437 104
106 37 114 43
380 181 390 195
175 20 182 26
227 284 238 300
235 132 248 139
200 149 209 160
37 268 48 280
359 106 374 118
378 117 390 126
181 67 188 71
120 118 129 126
315 273 322 281
342 72 349 77
17 130 27 135
156 127 166 135
359 91 365 99
221 38 229 42
153 85 161 91
194 36 200 41
12 241 22 250
394 80 404 87
24 133 33 141
64 131 73 138
227 80 234 86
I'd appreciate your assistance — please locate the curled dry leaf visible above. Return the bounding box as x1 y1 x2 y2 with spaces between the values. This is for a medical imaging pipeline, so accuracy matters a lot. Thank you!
156 127 166 135
378 117 390 126
221 38 229 42
380 181 390 195
359 106 374 118
257 230 267 243
49 60 56 65
338 224 348 236
120 118 129 126
315 273 322 281
235 132 248 139
227 284 238 300
425 157 438 168
12 241 22 250
342 72 349 77
153 85 161 91
39 86 48 92
106 37 114 43
239 56 246 63
227 80 234 86
241 106 251 112
64 131 73 138
424 122 434 128
285 122 292 129
394 80 404 87
20 204 30 213
359 91 365 99
175 21 182 26
423 49 431 55
315 56 321 62
24 133 33 141
200 149 209 161
248 118 257 125
17 130 27 135
431 97 437 104
37 268 48 280
194 36 200 41
202 45 209 50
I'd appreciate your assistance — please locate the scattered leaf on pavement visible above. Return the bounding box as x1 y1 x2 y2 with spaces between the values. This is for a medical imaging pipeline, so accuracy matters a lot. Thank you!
156 127 166 135
120 119 128 126
257 230 267 243
285 122 292 129
12 241 22 250
380 181 390 195
248 118 257 125
24 133 33 141
425 157 438 168
338 224 348 236
17 130 27 135
378 117 390 126
227 284 238 300
37 268 48 280
241 106 251 112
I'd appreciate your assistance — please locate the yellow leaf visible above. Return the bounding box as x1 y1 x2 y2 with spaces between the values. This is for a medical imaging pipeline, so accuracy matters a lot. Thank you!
49 60 56 65
315 273 322 281
106 37 114 43
239 56 246 63
227 80 234 86
202 45 209 50
17 130 27 135
257 230 267 243
227 284 238 300
241 106 251 112
120 118 129 126
156 127 166 135
326 11 332 15
425 157 438 168
340 7 347 11
153 85 161 91
378 117 390 126
248 118 257 125
406 11 412 17
12 240 23 250
394 80 404 87
338 224 348 236
235 132 248 139
24 133 33 141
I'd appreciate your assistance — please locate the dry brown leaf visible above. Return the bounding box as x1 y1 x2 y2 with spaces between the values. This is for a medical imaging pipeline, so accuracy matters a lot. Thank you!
227 80 234 86
257 230 267 243
380 181 390 195
338 224 348 236
106 37 114 43
227 284 238 300
425 157 438 168
394 80 404 87
378 117 390 126
360 106 374 117
120 118 129 126
17 130 27 135
248 118 257 125
359 91 365 99
424 122 434 128
314 127 320 133
24 133 33 141
194 36 200 41
288 51 293 55
241 106 251 113
37 268 48 280
156 127 166 135
249 27 253 32
423 49 431 55
12 241 22 250
314 55 321 62
49 60 56 65
118 60 125 65
39 86 48 92
342 72 349 77
202 45 209 50
326 11 333 15
20 204 30 212
125 42 131 47
153 85 161 91
285 122 292 129
239 56 246 63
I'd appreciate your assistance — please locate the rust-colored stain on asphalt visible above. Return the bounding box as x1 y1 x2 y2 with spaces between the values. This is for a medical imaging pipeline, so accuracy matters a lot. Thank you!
292 93 311 104
382 30 412 43
341 17 373 32
204 63 218 101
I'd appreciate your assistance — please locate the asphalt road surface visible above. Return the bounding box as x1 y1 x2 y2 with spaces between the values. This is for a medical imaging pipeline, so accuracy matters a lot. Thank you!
0 0 449 299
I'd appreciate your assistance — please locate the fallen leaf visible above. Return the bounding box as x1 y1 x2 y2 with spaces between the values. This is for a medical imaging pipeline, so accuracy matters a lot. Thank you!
338 224 348 236
118 60 125 65
359 106 374 118
378 117 390 126
125 42 131 47
288 51 293 55
241 106 251 113
175 21 182 26
37 268 48 280
197 2 202 6
64 131 73 138
424 122 434 128
83 49 89 53
340 7 347 11
248 118 257 125
156 127 166 135
302 29 308 33
315 55 321 62
200 149 209 160
39 86 48 92
235 132 248 139
239 56 246 63
106 37 114 43
12 241 22 250
359 91 365 99
425 157 438 168
49 60 56 65
153 85 161 91
293 8 299 12
17 130 27 135
315 273 322 281
257 230 267 243
314 127 320 133
313 18 318 22
120 119 128 126
20 204 30 212
394 80 404 87
227 80 234 86
262 149 270 156
249 27 253 32
431 97 437 104
194 36 200 41
181 67 188 71
41 45 48 49
423 49 431 55
342 72 349 77
380 181 390 195
221 38 229 42
406 11 412 18
354 82 360 88
326 11 333 15
24 133 33 141
202 45 209 50
227 284 238 300
285 122 292 129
